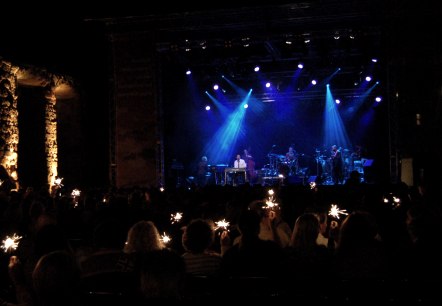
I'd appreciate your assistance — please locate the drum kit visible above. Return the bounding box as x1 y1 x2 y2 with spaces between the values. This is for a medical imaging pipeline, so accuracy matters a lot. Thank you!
260 147 364 184
263 153 299 177
313 148 363 184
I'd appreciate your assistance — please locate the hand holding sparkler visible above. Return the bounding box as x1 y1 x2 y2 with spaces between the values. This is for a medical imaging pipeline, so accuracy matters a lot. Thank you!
8 255 26 287
219 230 231 255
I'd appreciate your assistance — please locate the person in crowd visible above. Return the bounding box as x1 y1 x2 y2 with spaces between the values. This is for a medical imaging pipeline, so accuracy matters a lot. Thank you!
121 220 166 272
285 213 333 281
181 218 223 276
32 250 82 306
405 203 442 280
333 210 390 280
138 248 186 302
221 209 286 278
314 210 338 250
237 200 292 248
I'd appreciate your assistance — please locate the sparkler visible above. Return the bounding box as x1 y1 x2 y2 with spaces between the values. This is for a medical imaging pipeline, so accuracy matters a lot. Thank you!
161 232 171 244
170 212 183 224
264 188 279 210
54 177 64 188
383 193 401 210
328 204 348 219
71 189 81 208
214 219 230 232
1 233 22 253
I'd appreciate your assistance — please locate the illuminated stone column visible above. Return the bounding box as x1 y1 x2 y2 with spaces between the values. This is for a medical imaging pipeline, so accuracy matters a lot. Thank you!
44 83 58 190
0 60 20 187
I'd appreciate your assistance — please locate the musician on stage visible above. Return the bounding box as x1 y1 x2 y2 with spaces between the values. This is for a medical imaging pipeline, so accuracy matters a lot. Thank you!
232 154 247 185
331 145 344 185
196 155 209 186
243 148 256 183
233 154 247 169
285 145 298 175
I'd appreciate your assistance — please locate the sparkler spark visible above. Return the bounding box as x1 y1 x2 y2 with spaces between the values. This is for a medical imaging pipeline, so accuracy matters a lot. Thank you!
71 189 81 197
264 188 279 210
161 232 171 244
383 193 401 210
214 219 230 231
170 212 183 224
328 204 348 219
54 177 64 188
1 234 22 253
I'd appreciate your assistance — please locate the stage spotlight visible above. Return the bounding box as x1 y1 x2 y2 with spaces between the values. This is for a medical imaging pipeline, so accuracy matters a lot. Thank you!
265 82 271 88
185 69 191 75
311 80 317 85
205 105 211 111
365 76 372 82
213 84 219 90
254 66 260 72
335 99 341 104
244 104 249 109
375 96 382 102
298 63 304 69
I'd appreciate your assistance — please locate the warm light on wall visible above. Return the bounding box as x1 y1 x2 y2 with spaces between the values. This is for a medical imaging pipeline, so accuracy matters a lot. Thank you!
45 85 58 190
0 61 19 190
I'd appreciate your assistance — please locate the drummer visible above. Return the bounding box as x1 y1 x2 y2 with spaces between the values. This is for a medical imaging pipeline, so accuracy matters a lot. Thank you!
285 145 297 163
285 145 299 174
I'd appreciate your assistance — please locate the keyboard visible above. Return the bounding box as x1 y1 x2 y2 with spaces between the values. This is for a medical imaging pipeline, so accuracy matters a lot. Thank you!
224 168 246 173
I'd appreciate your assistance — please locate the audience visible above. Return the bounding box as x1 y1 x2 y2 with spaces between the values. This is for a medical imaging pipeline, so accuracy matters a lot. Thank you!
0 182 437 303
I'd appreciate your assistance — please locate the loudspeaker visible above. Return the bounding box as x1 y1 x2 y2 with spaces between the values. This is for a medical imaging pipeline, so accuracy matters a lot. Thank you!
285 175 303 185
308 176 317 183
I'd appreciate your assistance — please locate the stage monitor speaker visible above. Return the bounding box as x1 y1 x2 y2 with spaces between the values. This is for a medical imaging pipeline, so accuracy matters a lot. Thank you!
285 175 303 185
308 176 317 183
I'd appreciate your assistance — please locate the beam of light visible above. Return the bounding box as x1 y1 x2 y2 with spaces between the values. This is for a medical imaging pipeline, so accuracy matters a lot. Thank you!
323 85 351 150
202 91 251 164
222 75 249 96
343 80 380 117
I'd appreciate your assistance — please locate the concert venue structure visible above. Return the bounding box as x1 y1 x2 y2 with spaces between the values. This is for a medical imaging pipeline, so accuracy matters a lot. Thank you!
0 0 441 195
